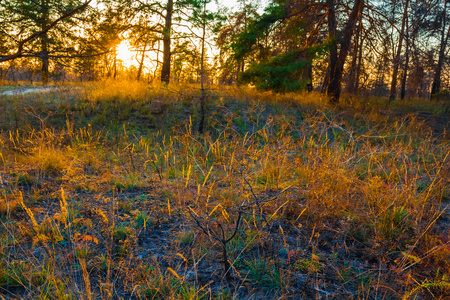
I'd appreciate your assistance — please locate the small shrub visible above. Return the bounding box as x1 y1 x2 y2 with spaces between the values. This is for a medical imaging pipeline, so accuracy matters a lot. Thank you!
119 200 133 213
114 225 131 241
0 191 21 216
30 147 69 175
177 231 195 246
294 256 323 273
135 211 153 230
244 258 283 291
11 172 35 186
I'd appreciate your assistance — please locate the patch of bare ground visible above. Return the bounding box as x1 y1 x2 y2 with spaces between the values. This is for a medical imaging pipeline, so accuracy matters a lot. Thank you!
0 86 82 96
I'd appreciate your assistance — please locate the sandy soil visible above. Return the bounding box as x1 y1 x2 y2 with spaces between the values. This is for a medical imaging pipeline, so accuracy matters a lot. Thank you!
0 87 59 96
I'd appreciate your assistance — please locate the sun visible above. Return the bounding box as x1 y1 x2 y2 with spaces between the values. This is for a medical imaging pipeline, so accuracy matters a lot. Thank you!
115 40 160 70
116 40 135 66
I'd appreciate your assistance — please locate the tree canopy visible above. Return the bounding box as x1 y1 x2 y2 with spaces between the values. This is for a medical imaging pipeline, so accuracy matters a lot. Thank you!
0 0 448 102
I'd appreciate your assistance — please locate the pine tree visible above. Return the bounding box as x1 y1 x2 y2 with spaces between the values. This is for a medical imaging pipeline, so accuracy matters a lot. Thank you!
0 0 93 83
230 0 326 93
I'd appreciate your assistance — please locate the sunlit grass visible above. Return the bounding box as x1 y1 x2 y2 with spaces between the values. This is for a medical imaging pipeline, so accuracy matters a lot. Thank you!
0 79 448 299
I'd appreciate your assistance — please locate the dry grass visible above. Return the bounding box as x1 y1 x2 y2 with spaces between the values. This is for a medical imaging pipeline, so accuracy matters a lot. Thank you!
0 80 449 299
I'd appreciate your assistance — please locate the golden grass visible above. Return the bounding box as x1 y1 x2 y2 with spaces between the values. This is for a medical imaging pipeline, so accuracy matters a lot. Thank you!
0 80 448 299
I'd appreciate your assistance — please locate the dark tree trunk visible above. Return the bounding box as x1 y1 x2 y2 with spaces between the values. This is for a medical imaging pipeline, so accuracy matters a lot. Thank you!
355 34 363 93
198 0 206 134
321 65 330 93
431 0 449 97
41 33 49 84
222 241 231 279
400 12 410 100
41 0 50 84
136 43 147 81
389 0 410 101
327 0 364 103
307 63 313 92
161 0 173 84
400 42 409 99
153 40 161 83
326 0 338 95
113 49 117 79
104 54 111 78
347 24 359 94
346 44 358 94
346 16 362 94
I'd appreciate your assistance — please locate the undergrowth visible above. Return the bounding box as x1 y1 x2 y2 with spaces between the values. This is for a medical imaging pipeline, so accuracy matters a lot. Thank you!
0 79 449 299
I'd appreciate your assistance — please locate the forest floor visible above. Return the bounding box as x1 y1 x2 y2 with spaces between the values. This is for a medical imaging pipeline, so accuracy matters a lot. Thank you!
0 80 449 299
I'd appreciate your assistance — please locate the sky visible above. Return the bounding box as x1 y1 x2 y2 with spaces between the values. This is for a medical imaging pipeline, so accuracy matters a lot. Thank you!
211 0 270 13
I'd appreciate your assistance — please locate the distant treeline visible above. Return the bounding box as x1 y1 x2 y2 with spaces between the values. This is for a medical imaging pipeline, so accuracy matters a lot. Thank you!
1 0 449 102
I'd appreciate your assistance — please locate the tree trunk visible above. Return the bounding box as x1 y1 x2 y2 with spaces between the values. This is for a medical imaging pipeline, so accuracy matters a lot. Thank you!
113 48 117 79
41 33 49 84
346 16 362 94
327 0 364 103
326 0 338 95
346 41 358 94
307 63 313 92
104 54 111 78
41 0 50 84
321 65 330 93
431 0 449 97
355 34 363 93
198 0 207 134
137 43 147 81
400 41 409 99
222 241 231 279
161 0 173 84
389 0 410 101
152 40 161 83
400 11 410 100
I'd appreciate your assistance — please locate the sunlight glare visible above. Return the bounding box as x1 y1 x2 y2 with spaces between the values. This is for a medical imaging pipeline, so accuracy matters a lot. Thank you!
116 41 135 67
